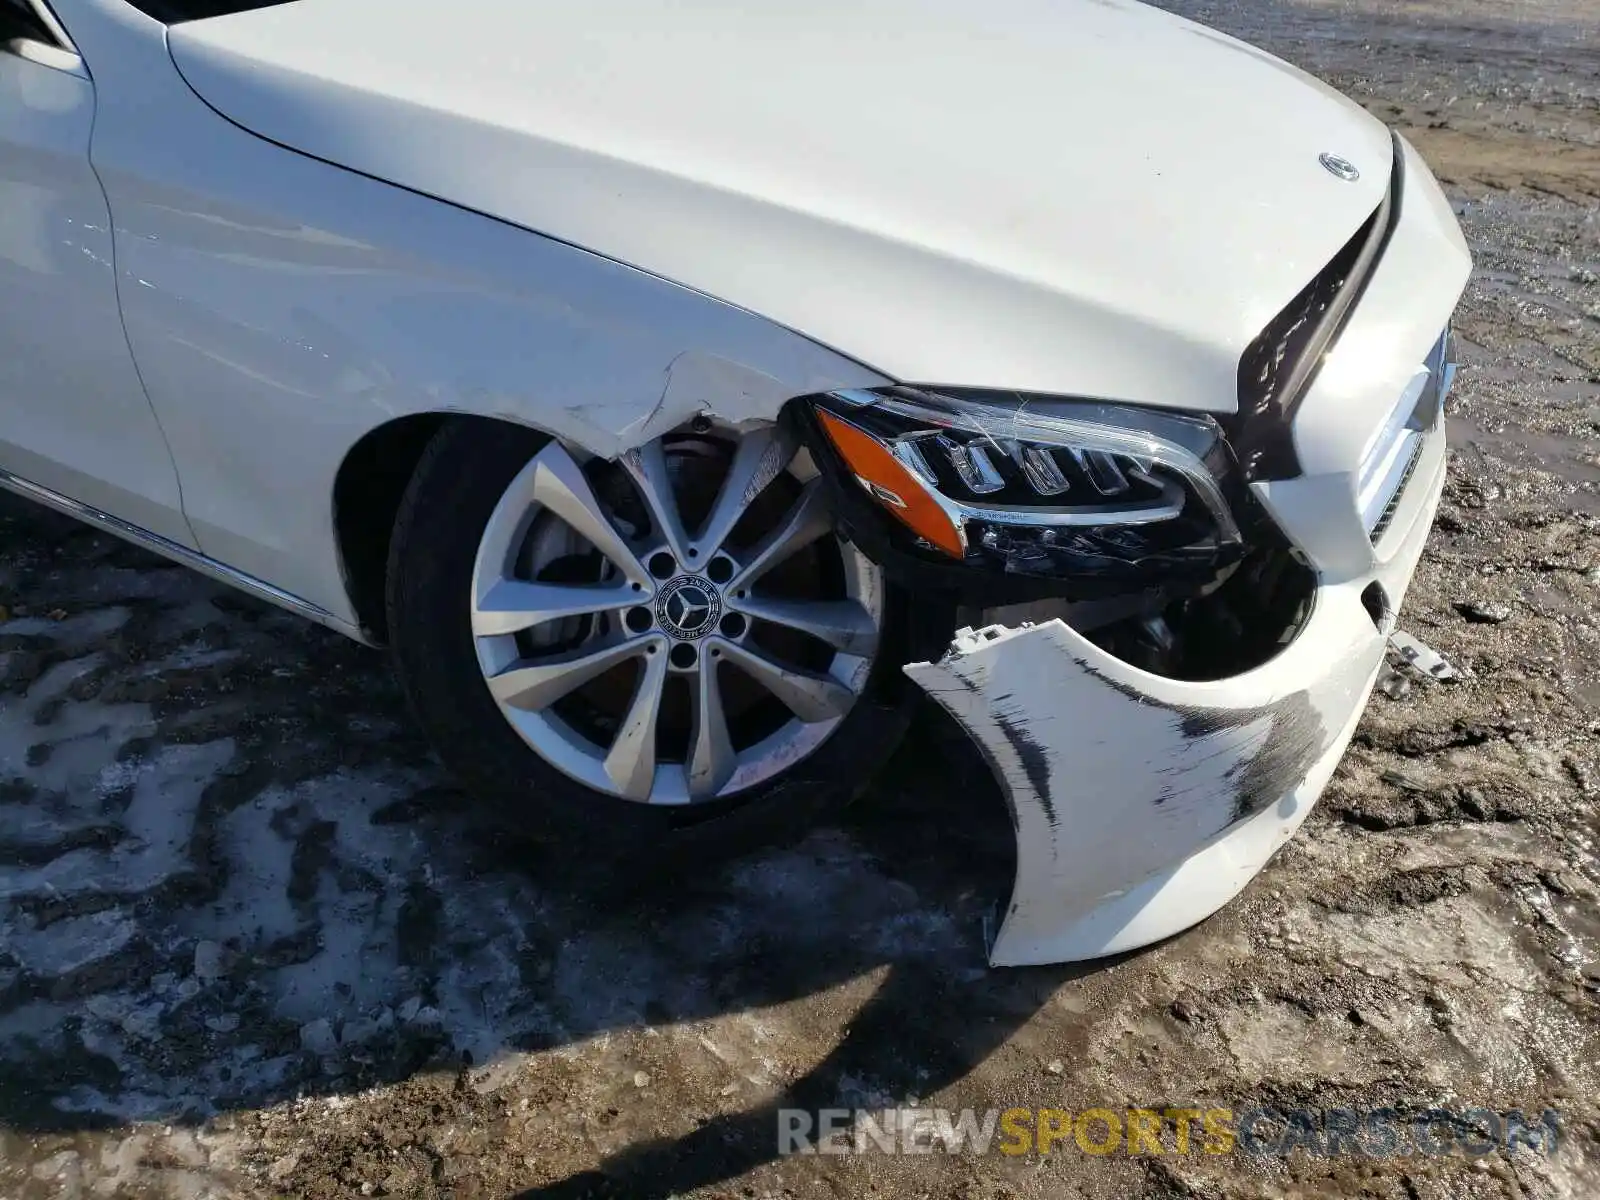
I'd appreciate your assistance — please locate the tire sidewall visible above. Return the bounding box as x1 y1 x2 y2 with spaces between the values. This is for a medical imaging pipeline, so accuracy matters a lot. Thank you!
385 419 926 862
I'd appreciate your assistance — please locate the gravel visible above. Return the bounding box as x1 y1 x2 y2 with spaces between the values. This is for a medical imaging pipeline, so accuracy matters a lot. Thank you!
1459 601 1516 625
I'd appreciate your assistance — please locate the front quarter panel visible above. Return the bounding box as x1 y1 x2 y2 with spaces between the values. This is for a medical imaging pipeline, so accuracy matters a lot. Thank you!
58 0 888 625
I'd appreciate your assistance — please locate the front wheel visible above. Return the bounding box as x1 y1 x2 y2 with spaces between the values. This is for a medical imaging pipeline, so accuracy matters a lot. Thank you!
386 417 921 850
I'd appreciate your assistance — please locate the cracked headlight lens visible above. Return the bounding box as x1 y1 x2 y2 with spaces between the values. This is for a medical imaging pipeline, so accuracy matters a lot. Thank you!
811 387 1245 581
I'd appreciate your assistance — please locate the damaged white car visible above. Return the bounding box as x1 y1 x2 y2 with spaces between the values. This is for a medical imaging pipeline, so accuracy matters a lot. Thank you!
0 0 1469 964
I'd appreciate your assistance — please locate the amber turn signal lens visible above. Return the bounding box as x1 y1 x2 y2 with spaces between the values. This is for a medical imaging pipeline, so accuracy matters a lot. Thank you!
815 409 966 558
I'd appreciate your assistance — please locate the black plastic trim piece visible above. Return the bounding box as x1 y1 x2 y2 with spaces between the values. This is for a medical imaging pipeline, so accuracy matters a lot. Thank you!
1229 133 1406 482
122 0 294 25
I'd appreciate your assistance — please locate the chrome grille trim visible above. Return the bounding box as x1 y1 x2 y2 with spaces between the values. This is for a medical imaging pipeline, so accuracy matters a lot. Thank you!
1368 437 1425 544
1360 327 1454 543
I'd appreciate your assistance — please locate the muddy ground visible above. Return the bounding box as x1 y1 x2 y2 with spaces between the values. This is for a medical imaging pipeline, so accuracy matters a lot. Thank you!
2 0 1599 1196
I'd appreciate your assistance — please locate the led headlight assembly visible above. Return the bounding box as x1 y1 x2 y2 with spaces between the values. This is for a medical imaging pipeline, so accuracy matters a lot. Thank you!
809 387 1246 586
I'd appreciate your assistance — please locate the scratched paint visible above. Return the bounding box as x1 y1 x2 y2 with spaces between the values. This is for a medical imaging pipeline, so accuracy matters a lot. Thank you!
1177 692 1328 826
989 695 1058 830
906 614 1385 965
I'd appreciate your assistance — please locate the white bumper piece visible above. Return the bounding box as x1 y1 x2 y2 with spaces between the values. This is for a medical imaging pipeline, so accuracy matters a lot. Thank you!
907 420 1444 967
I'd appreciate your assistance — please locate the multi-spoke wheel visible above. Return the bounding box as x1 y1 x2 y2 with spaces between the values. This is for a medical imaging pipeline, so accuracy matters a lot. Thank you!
388 418 917 845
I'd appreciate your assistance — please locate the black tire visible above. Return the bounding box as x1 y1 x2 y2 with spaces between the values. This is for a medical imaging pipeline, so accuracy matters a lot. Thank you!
385 418 929 867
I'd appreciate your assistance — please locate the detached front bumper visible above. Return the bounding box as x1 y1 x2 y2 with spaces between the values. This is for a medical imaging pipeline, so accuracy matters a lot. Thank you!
902 137 1470 967
907 425 1441 965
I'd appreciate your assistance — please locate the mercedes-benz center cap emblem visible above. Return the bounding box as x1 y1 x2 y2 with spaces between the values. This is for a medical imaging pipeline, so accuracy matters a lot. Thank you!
656 576 722 639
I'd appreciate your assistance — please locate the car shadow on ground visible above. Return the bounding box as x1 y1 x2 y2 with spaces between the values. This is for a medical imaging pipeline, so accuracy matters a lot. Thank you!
0 495 1097 1195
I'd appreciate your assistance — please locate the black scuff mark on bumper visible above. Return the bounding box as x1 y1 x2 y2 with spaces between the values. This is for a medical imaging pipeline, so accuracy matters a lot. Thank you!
989 693 1057 831
936 636 1329 839
1179 692 1327 826
1050 648 1328 829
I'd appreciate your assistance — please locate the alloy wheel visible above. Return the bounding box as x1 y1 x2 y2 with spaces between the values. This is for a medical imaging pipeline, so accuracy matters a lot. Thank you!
469 424 885 804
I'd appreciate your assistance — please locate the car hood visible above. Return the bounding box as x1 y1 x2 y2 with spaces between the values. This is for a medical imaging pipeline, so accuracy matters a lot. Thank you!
168 0 1393 412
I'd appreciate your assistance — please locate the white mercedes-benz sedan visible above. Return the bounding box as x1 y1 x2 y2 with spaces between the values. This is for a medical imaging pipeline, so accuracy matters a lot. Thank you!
0 0 1469 965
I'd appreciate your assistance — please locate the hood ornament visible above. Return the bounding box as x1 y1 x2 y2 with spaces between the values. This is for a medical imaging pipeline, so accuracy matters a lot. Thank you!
1319 152 1361 182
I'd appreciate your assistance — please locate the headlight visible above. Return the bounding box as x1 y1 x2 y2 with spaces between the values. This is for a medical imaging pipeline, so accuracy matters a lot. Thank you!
808 387 1245 584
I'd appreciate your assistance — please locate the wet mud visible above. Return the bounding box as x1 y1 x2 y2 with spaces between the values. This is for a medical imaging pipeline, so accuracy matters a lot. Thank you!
3 0 1600 1195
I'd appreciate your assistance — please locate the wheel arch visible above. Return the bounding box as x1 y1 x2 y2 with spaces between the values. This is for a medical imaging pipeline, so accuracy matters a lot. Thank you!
335 411 567 643
332 413 441 642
